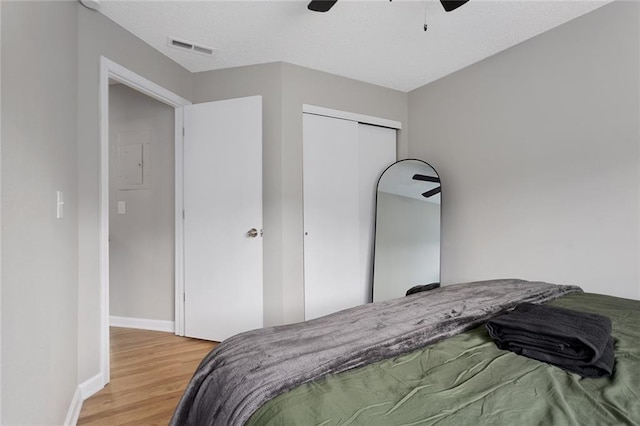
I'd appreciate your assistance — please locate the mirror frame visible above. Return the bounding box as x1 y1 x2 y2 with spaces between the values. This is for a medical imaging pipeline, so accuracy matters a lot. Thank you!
371 158 442 302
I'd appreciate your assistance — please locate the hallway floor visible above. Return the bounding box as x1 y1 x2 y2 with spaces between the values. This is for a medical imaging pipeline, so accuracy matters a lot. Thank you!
78 327 217 425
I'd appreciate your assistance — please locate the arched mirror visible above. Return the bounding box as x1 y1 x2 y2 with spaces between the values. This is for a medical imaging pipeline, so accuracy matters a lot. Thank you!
372 159 441 302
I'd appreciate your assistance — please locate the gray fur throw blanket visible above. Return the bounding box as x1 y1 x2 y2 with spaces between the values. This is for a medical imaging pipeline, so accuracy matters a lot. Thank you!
171 279 582 426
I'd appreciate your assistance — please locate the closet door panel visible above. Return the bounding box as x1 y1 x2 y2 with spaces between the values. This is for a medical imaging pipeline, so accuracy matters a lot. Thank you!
303 114 360 320
358 124 397 302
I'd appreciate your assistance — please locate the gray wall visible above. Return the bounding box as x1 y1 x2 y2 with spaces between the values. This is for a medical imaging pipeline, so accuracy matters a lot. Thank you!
77 5 192 385
193 63 408 324
1 1 79 423
408 1 640 300
374 192 440 301
109 84 175 321
0 0 4 420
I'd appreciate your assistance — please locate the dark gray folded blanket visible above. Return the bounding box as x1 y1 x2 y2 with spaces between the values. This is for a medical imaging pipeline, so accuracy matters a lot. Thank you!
486 303 614 377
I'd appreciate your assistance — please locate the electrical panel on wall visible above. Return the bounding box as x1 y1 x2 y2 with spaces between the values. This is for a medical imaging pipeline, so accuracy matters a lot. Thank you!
117 130 151 190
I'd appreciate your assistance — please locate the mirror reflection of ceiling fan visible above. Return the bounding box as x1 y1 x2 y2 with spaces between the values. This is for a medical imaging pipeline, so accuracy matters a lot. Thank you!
308 0 470 13
412 174 442 199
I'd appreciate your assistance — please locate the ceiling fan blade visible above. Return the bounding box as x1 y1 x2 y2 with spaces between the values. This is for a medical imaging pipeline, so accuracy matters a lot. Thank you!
422 187 442 198
308 0 338 12
440 0 470 12
412 174 440 183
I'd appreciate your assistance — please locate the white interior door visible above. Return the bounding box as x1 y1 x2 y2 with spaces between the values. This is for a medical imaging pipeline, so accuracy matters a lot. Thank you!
303 113 396 320
183 96 262 342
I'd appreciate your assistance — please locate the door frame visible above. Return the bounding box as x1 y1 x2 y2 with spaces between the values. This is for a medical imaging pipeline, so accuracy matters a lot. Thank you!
98 57 191 385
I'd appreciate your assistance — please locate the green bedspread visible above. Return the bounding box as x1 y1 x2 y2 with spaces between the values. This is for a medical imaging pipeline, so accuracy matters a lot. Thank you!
247 293 640 425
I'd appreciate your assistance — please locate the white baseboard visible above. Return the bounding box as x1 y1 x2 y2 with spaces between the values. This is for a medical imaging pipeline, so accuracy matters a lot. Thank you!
80 372 104 400
64 387 82 426
110 315 175 333
64 373 104 425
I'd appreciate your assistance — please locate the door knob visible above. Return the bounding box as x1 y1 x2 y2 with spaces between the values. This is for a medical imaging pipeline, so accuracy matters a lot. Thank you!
247 228 259 238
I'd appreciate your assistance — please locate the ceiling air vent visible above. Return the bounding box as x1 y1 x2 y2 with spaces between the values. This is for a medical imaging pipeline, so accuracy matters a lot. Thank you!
168 37 215 56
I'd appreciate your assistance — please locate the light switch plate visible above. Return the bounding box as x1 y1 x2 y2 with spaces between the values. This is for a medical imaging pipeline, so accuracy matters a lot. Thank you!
117 201 126 215
56 191 64 219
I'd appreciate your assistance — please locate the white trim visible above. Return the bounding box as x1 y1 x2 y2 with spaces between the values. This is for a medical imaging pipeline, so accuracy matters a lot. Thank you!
63 387 82 426
302 104 402 130
174 109 185 336
99 56 191 389
63 366 104 425
79 372 104 400
103 59 190 107
99 56 111 386
109 316 175 333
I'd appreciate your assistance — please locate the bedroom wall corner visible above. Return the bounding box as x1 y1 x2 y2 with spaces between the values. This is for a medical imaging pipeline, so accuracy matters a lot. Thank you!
0 0 3 421
192 62 409 326
77 4 193 388
1 1 79 423
407 0 640 300
637 0 640 302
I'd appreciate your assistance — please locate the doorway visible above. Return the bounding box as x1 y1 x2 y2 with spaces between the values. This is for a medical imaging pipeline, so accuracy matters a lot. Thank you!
99 57 191 385
108 82 175 331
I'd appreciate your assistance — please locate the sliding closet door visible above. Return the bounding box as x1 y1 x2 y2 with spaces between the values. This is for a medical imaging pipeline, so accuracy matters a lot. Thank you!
303 114 360 320
303 114 396 320
358 123 397 305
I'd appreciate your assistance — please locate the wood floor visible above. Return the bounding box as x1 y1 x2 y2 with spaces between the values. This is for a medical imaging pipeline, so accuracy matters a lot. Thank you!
78 327 217 425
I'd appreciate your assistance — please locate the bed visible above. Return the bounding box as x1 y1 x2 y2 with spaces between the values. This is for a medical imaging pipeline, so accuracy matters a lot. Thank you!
171 279 640 425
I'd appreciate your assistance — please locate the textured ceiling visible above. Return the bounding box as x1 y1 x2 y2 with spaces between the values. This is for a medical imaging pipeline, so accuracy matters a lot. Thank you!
97 0 612 92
